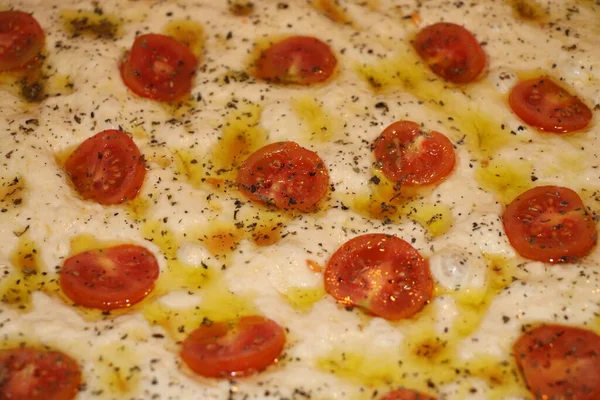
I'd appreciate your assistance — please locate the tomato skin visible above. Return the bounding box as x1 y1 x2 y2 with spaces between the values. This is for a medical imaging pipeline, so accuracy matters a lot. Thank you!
513 324 600 400
381 388 437 400
509 77 593 133
502 186 597 264
0 11 45 71
181 315 286 378
324 234 433 320
372 120 455 187
254 36 337 85
60 244 160 310
413 22 486 84
0 348 81 400
120 33 198 101
236 141 329 211
64 129 146 205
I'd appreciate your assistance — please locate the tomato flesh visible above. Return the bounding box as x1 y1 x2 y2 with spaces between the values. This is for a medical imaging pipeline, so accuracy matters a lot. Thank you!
0 11 45 71
60 244 160 310
0 348 81 400
236 141 329 211
120 33 198 101
254 36 337 85
513 324 600 400
503 186 597 263
381 388 437 400
324 234 433 320
64 129 146 205
181 315 286 378
413 22 486 84
372 120 455 187
509 76 592 133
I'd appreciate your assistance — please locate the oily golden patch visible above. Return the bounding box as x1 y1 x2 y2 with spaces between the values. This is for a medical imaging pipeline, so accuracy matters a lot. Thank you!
0 235 58 311
61 9 123 39
475 158 534 204
508 0 548 21
45 74 76 97
311 0 354 25
206 102 267 180
0 176 25 212
93 343 141 395
186 223 244 258
281 286 325 312
140 220 257 341
291 96 339 142
142 277 256 342
341 170 453 236
228 0 254 16
173 149 204 188
404 200 454 237
0 65 46 103
68 234 123 254
163 20 205 59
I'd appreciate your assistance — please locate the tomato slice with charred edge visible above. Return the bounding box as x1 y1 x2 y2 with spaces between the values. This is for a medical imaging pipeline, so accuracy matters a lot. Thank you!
513 324 600 400
502 186 597 263
236 141 329 211
120 33 198 101
509 76 592 133
381 388 437 400
0 11 45 71
181 315 286 378
324 234 433 320
413 22 486 84
60 244 160 310
0 348 81 400
372 120 455 187
254 35 337 85
64 129 146 205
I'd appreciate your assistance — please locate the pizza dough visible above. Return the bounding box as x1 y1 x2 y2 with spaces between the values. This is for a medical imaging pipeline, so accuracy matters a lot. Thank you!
1 0 600 399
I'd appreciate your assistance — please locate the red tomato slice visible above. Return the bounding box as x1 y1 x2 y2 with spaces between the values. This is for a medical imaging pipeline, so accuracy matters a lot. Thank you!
502 186 597 263
381 389 437 400
509 76 593 133
60 244 160 310
372 120 455 187
0 11 44 71
513 324 600 400
413 22 486 84
64 129 146 205
324 234 433 320
254 36 337 85
236 141 329 211
0 348 81 400
181 315 286 378
120 33 198 101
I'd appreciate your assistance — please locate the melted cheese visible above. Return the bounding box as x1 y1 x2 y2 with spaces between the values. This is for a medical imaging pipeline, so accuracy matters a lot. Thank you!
1 0 600 399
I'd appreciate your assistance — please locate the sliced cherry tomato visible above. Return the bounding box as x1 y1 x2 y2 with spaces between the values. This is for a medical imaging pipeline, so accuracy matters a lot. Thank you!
120 33 198 101
236 141 329 211
372 120 455 187
502 186 597 263
0 348 81 400
60 244 160 310
513 324 600 400
381 388 437 400
64 129 146 205
413 22 486 84
509 76 593 133
0 11 44 71
324 234 433 320
254 36 337 85
181 315 286 378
